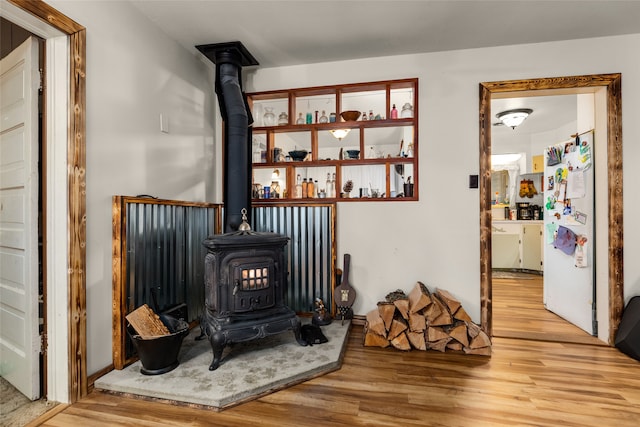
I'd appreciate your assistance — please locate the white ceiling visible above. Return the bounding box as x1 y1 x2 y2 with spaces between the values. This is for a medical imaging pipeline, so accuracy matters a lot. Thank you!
130 0 640 69
492 94 577 135
129 1 637 139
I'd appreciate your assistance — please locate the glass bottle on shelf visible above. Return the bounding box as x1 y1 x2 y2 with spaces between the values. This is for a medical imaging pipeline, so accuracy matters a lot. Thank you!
361 111 368 121
331 173 336 198
391 104 398 119
263 107 276 126
296 113 305 124
295 174 302 198
270 181 281 198
329 112 336 123
278 112 288 126
325 173 332 198
302 178 308 198
308 180 316 198
368 110 374 121
306 112 312 124
319 110 328 123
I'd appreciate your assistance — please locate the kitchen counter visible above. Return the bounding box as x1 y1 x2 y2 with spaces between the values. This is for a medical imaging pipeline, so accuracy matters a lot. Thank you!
493 220 543 225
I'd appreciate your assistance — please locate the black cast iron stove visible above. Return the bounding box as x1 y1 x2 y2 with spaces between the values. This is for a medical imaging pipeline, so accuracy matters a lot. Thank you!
196 42 306 370
200 210 305 370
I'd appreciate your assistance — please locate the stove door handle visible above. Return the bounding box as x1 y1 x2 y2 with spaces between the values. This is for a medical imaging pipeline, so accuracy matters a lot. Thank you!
233 280 240 296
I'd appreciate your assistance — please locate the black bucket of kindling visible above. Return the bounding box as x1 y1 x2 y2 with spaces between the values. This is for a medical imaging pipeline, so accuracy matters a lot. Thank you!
127 315 189 375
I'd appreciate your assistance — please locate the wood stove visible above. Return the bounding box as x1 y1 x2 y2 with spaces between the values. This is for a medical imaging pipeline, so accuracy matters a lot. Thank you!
199 211 305 370
195 42 306 370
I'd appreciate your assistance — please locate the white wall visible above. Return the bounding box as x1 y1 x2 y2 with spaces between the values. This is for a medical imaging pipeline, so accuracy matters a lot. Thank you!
44 0 640 375
245 34 640 327
48 1 216 374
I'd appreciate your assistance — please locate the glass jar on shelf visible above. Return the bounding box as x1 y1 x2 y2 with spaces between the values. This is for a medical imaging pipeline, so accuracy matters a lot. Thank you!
263 107 276 126
278 112 288 126
401 103 413 118
319 110 328 123
296 113 305 124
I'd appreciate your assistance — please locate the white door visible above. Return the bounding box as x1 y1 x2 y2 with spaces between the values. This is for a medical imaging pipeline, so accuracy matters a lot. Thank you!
543 132 595 335
0 37 40 400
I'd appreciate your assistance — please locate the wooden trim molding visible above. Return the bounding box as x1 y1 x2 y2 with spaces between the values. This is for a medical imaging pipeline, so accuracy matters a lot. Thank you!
479 74 623 344
9 0 87 402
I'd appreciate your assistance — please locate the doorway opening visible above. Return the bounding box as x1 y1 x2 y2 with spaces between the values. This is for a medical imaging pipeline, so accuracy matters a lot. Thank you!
479 74 623 346
489 92 604 346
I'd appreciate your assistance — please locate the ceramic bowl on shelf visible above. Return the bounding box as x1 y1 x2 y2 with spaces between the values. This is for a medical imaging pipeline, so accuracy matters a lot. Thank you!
345 150 360 159
288 150 308 161
340 110 361 122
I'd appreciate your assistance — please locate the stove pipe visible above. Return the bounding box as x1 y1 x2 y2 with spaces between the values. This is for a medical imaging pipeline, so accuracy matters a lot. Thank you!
196 42 259 232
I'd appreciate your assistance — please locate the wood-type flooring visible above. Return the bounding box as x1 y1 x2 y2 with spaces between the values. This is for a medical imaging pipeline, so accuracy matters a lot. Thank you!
29 274 639 426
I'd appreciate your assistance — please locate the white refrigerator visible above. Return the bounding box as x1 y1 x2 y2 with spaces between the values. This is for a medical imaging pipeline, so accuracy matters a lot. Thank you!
543 131 595 335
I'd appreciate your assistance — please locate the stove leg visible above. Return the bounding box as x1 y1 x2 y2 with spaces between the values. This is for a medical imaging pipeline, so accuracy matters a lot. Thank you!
208 330 226 371
291 317 307 346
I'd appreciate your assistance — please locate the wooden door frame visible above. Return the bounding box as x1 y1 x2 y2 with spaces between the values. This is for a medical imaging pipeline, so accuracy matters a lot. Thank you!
479 74 623 345
9 0 87 402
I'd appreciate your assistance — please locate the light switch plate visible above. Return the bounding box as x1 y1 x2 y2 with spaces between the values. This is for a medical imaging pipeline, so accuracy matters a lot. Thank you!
160 113 169 133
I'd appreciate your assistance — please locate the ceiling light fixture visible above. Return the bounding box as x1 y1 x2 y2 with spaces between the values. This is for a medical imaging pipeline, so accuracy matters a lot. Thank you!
330 129 350 140
496 108 533 129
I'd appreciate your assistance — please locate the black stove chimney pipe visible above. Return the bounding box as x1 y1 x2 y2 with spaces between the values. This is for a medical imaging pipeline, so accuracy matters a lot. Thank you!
196 42 259 232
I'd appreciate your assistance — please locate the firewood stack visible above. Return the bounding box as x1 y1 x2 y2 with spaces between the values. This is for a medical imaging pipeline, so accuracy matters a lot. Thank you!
363 282 491 355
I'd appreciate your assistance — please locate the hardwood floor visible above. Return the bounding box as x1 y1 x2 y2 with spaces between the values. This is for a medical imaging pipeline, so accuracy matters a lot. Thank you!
492 271 605 345
31 323 640 426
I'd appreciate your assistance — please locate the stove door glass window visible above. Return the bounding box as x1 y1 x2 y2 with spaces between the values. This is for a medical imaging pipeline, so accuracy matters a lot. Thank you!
233 259 275 312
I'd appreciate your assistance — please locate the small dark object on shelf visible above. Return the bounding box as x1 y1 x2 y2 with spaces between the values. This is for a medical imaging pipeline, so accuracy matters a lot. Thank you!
289 150 308 161
345 150 360 159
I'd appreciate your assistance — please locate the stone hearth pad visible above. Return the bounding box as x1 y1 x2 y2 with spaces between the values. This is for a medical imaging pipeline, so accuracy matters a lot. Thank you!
95 320 349 410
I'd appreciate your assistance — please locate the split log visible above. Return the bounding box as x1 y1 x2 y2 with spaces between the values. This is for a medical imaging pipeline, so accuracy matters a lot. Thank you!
408 282 432 313
428 337 451 352
406 331 427 351
449 324 470 348
426 295 448 324
365 308 387 337
453 306 472 322
393 299 410 320
466 321 482 339
426 326 449 342
435 288 462 314
125 304 170 338
377 302 396 332
430 309 453 326
388 317 408 341
469 330 492 349
464 346 492 356
364 330 391 348
390 332 412 351
408 312 426 332
423 300 442 323
446 341 464 351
